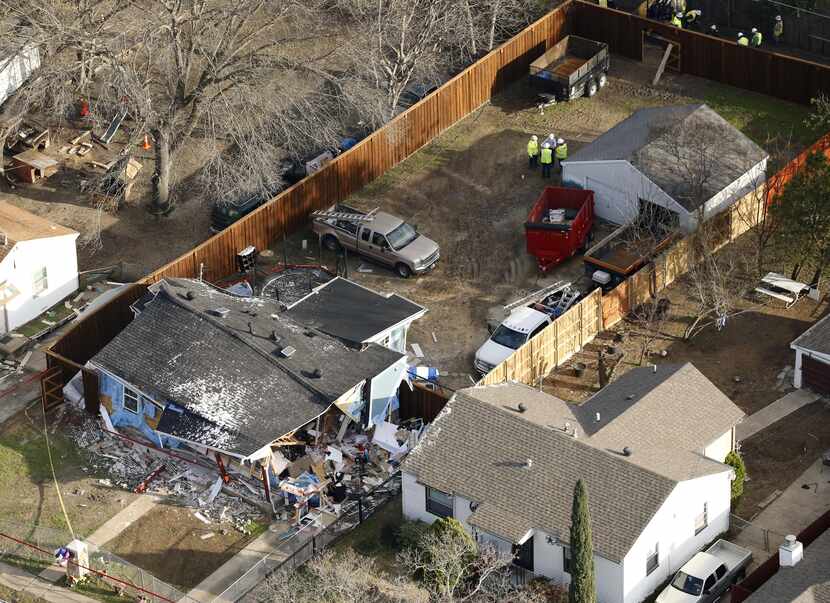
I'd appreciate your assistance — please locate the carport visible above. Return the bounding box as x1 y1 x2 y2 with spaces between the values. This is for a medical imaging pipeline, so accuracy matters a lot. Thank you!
791 314 830 395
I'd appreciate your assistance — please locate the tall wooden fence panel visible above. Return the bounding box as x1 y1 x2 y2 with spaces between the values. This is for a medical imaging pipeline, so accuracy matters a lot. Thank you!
481 288 601 386
398 383 451 423
570 1 830 105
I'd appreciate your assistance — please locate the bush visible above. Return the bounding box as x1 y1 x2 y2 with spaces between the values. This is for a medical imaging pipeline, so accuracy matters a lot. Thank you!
429 517 476 550
394 520 429 551
726 451 746 502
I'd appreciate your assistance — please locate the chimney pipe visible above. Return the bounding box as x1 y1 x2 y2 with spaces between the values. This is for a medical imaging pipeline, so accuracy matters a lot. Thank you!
525 459 533 469
622 446 632 456
651 363 657 374
517 403 527 413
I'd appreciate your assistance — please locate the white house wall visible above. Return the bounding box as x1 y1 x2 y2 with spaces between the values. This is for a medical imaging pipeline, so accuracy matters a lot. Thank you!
0 234 79 333
0 47 40 107
701 159 768 225
792 347 830 389
703 429 734 463
622 470 732 603
369 355 408 426
562 160 689 229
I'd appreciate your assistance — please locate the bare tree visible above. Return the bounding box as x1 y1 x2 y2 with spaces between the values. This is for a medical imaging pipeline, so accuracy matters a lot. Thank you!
626 296 671 365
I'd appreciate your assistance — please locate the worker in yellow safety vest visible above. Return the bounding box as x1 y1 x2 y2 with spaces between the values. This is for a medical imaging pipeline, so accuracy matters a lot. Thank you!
527 135 539 170
737 32 749 46
750 27 763 47
670 12 683 27
773 15 783 45
540 143 553 178
555 137 568 172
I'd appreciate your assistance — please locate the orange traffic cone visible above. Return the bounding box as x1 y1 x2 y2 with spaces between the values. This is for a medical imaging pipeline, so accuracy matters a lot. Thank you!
142 134 151 150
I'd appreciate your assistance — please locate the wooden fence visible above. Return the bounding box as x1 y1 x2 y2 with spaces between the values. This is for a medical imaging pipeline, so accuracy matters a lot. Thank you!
480 288 602 386
398 383 451 423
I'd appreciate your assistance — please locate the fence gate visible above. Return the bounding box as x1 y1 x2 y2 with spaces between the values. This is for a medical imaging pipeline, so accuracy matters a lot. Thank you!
40 366 64 412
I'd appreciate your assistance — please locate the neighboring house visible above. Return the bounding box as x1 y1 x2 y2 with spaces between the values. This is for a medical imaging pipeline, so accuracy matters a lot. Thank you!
0 202 79 333
0 46 40 107
744 528 830 602
87 278 407 474
283 276 426 354
562 104 768 232
790 314 830 395
401 363 744 603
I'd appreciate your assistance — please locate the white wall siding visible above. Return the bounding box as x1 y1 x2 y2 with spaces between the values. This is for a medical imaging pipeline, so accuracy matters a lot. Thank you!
703 429 734 463
369 355 407 426
622 470 732 603
562 160 688 229
0 234 79 333
792 347 830 389
402 471 432 524
0 47 40 107
701 159 768 224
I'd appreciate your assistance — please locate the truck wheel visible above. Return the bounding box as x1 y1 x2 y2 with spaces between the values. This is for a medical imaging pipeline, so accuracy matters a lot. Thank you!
322 235 340 252
395 263 412 279
598 72 608 89
586 79 598 98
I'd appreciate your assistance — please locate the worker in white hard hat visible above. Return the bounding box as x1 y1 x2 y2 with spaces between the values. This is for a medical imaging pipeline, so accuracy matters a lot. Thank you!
737 32 749 47
540 142 553 178
773 15 783 45
545 133 557 148
750 27 763 47
709 23 719 37
527 135 539 170
554 137 568 172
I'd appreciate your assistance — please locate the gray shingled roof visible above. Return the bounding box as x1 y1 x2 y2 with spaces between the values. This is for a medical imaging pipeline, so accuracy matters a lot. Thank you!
791 313 830 356
401 386 677 562
747 529 830 602
284 277 426 345
567 104 768 212
92 279 403 456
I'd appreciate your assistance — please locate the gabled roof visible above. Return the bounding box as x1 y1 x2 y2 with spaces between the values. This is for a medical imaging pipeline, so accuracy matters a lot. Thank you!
92 279 404 456
402 387 677 562
567 104 768 212
284 277 425 344
402 364 744 560
791 313 830 357
0 202 78 262
747 529 830 602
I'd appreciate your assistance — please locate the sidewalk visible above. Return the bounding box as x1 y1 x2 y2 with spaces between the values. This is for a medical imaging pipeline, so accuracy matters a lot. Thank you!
736 389 820 441
751 457 830 537
0 560 97 603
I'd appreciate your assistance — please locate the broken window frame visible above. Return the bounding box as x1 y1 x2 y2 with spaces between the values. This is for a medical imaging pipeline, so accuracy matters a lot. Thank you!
425 486 453 518
123 387 140 414
646 542 659 575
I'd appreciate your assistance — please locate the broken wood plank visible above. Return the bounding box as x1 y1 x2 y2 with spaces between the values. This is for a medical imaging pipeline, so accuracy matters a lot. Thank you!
652 43 674 86
70 131 92 145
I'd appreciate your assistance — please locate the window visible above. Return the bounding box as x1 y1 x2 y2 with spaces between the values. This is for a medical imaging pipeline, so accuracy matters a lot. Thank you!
715 564 727 580
646 543 659 575
694 502 708 535
123 387 140 414
562 546 571 574
336 220 358 235
372 232 388 247
703 574 716 593
32 266 48 295
360 228 371 242
425 486 453 518
530 323 547 338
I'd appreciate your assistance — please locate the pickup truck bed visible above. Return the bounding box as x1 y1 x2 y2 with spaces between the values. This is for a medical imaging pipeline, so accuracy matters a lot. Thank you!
706 540 751 572
530 35 609 99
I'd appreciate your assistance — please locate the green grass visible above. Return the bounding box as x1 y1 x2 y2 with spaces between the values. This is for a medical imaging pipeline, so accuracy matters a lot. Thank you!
60 576 135 603
333 496 403 576
15 303 75 339
0 582 49 602
0 553 52 576
244 519 269 539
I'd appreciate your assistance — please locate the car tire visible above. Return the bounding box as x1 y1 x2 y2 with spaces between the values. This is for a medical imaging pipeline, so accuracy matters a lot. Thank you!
598 72 608 89
322 235 340 252
395 263 413 279
586 79 598 98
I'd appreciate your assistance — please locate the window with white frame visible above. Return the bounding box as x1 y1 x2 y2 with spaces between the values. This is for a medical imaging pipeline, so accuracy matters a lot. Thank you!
695 502 708 535
123 387 140 414
646 542 659 575
425 486 453 518
32 266 48 295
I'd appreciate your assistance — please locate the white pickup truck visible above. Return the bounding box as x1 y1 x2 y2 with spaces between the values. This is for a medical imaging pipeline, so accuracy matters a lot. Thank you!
656 540 751 603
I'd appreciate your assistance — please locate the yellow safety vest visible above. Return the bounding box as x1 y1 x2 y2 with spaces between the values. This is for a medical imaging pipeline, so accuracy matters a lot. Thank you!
737 36 749 46
751 32 763 46
528 140 539 157
671 15 682 27
774 22 783 38
555 144 568 160
540 147 553 164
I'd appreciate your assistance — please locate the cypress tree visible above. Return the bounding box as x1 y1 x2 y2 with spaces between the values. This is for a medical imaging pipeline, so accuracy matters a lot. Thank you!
569 479 597 603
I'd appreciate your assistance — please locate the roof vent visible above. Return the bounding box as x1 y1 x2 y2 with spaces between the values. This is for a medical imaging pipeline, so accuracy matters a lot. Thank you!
280 346 297 358
271 330 281 342
651 363 657 374
311 368 322 379
304 330 316 338
186 291 195 300
517 403 527 413
525 459 533 469
595 412 601 422
622 446 632 456
209 307 230 318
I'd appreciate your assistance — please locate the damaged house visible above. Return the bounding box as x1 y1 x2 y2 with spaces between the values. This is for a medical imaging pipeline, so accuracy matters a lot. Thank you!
84 277 417 508
401 364 744 603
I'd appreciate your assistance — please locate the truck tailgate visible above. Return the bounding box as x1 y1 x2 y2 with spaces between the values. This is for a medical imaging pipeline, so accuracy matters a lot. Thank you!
707 540 751 570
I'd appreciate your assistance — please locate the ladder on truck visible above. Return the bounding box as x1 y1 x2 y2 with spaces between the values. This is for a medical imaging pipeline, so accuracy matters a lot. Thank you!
503 281 571 312
551 287 580 316
311 207 378 223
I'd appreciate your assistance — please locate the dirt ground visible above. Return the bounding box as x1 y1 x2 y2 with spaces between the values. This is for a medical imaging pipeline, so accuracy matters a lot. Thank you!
276 54 814 390
105 504 260 591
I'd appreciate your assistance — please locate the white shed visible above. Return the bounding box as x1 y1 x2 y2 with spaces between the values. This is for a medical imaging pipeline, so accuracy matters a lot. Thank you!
790 314 830 395
562 104 768 232
0 46 40 107
0 203 79 333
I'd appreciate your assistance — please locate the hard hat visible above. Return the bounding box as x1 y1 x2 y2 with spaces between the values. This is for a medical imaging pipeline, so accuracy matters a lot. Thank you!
776 14 782 20
738 32 744 37
548 133 555 139
676 12 683 17
752 27 757 33
531 135 538 141
542 142 550 149
557 138 564 145
710 24 717 30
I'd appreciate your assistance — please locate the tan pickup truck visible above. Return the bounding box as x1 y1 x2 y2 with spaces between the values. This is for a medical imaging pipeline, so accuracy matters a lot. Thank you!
312 204 440 278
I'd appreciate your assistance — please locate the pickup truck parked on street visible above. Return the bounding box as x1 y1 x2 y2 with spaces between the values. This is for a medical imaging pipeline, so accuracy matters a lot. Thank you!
656 540 751 603
312 204 440 278
474 282 581 375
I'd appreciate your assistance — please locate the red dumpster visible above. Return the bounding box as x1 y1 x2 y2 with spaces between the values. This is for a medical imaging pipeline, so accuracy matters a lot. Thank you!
525 187 594 272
